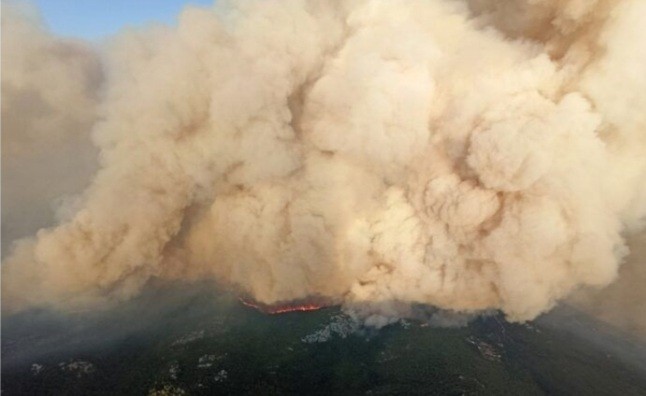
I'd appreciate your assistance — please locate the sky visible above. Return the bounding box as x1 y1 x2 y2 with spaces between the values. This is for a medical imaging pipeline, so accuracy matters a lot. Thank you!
31 0 214 40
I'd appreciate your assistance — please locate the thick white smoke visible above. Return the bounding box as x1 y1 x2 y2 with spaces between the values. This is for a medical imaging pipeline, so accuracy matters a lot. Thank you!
3 0 646 329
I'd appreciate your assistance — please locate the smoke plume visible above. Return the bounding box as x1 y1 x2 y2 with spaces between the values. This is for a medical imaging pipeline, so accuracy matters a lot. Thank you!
1 3 101 253
3 0 646 329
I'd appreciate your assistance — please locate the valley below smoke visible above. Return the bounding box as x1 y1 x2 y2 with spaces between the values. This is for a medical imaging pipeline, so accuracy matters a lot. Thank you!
2 0 646 338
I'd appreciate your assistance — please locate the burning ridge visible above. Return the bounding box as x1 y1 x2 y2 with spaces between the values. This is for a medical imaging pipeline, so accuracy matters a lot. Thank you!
239 296 332 315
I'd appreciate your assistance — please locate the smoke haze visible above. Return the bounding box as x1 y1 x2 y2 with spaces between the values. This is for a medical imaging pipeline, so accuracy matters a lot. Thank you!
1 2 101 252
2 0 646 334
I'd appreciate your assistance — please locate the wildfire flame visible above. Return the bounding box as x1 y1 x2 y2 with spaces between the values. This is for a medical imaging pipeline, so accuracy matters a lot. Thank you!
239 297 324 314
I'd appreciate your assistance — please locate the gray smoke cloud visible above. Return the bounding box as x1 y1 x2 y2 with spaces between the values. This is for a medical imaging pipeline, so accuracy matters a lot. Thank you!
569 231 646 338
2 0 646 332
1 2 101 253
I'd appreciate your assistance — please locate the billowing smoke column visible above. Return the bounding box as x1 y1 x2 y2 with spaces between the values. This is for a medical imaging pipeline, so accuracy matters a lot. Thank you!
3 0 646 328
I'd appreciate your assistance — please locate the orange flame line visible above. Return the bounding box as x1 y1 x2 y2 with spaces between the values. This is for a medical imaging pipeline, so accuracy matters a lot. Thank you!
239 298 323 314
